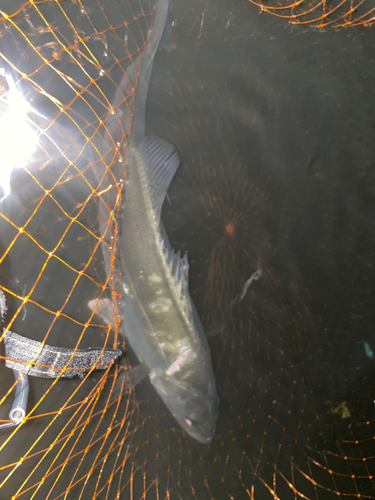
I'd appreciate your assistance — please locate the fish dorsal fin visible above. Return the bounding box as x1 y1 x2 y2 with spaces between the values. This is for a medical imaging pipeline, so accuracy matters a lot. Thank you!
139 135 180 222
158 222 194 326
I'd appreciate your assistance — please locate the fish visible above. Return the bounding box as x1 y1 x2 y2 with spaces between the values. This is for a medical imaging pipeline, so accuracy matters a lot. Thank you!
90 0 218 443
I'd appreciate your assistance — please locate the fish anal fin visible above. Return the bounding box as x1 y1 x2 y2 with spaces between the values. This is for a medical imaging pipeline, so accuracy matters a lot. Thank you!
110 363 149 402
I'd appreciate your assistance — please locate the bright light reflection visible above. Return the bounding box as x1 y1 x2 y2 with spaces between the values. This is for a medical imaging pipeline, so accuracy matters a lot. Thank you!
0 70 39 202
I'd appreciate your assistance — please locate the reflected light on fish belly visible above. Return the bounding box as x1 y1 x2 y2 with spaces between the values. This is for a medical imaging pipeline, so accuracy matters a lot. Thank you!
166 348 192 375
149 297 173 312
148 274 162 283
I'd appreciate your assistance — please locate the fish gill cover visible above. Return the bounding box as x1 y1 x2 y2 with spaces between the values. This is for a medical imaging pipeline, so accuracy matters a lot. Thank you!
0 0 374 499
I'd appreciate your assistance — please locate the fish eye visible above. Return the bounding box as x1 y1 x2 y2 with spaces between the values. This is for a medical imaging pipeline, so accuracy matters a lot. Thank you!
184 417 197 427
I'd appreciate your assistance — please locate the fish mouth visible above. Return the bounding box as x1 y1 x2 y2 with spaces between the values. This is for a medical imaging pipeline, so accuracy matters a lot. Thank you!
189 429 215 444
197 435 214 444
180 419 215 444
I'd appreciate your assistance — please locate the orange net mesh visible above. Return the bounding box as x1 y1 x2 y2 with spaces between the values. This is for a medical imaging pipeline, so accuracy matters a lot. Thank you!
248 0 375 27
0 0 152 498
0 0 374 499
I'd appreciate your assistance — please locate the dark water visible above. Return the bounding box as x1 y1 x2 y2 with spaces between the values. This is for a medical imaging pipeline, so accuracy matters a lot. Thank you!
0 0 374 498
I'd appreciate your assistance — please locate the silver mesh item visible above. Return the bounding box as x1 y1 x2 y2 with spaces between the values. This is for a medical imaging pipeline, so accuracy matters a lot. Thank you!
3 330 122 379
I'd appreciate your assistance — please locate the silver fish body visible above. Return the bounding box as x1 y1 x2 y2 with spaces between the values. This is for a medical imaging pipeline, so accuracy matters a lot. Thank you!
120 144 218 441
118 0 218 442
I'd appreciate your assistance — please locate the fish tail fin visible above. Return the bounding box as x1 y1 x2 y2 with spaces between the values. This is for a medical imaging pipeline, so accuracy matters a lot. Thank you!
132 0 170 144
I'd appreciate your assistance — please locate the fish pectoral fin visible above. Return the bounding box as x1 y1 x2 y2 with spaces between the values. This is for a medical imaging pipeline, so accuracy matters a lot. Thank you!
140 135 180 222
88 297 118 329
110 363 149 402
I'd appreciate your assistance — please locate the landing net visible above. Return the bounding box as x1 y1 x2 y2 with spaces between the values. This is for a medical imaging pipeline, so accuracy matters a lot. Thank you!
248 0 375 27
0 1 374 500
